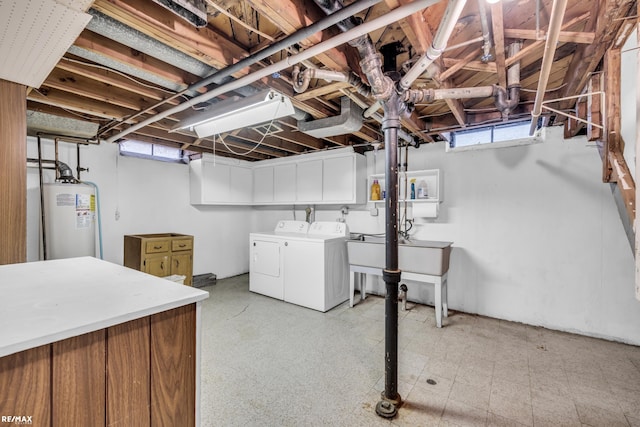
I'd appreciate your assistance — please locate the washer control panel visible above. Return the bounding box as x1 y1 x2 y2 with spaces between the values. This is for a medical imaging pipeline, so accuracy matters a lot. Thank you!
308 221 349 237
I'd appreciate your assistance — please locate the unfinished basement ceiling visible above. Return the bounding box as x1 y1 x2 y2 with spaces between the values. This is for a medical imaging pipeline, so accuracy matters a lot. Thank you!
25 0 637 161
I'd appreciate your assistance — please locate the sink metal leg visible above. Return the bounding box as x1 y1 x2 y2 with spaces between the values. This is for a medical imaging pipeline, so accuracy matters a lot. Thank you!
435 277 442 328
361 273 367 301
349 271 355 307
442 273 448 318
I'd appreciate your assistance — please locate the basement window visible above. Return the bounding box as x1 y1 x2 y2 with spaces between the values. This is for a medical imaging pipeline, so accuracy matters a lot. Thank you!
447 120 539 151
119 140 190 163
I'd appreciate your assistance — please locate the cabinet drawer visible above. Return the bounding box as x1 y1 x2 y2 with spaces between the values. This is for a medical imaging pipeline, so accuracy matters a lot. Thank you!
172 239 193 252
145 240 169 254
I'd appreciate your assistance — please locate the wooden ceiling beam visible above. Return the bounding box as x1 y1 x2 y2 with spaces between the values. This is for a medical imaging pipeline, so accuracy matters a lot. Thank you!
91 0 249 71
244 0 357 73
56 56 181 106
294 82 352 102
561 0 635 108
28 87 134 120
503 29 595 44
27 100 106 124
382 0 435 55
74 30 206 92
442 58 497 73
505 12 591 67
275 130 327 150
43 68 160 113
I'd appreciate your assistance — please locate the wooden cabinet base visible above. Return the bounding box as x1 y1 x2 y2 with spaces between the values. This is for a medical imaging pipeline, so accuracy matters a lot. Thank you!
0 304 198 427
124 233 194 286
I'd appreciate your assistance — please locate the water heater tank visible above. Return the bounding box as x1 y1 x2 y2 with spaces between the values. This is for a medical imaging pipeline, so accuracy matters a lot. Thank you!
43 183 96 260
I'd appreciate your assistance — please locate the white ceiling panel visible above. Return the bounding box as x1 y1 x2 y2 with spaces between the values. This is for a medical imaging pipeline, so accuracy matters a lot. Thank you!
0 0 92 88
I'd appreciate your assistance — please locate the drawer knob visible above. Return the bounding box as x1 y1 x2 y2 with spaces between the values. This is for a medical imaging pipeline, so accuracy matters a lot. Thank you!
154 245 162 249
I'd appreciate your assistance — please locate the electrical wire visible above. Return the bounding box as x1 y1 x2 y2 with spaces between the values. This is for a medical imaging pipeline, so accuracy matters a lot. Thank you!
61 57 208 113
62 57 176 94
213 100 284 156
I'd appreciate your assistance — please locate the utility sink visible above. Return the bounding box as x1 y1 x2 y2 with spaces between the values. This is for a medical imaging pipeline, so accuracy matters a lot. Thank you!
347 235 452 276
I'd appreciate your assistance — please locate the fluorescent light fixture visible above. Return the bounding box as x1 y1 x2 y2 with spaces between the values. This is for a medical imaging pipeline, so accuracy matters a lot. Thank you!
173 89 295 138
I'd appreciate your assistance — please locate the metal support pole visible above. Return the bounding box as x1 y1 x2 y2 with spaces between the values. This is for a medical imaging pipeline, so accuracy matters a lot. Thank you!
37 136 47 260
375 92 403 419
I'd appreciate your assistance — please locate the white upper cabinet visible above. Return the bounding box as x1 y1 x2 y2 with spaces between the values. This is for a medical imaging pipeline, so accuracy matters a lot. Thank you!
296 159 323 203
252 165 274 204
273 163 296 202
190 148 365 205
190 154 253 205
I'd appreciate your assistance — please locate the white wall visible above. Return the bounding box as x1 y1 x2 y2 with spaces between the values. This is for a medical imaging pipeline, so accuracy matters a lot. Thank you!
26 137 252 278
253 128 640 345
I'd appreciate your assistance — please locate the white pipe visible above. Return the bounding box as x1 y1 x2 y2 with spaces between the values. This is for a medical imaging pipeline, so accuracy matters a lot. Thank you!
107 0 442 143
433 86 495 100
400 0 468 90
529 0 568 135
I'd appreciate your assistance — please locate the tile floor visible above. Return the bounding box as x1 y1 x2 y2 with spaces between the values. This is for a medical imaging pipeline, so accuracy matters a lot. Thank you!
199 274 640 426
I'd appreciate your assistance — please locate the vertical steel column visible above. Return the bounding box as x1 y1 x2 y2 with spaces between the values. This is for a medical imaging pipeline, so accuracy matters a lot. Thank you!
375 92 403 418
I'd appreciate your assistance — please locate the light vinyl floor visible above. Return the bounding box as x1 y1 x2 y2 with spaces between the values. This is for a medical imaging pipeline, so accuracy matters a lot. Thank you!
199 274 640 426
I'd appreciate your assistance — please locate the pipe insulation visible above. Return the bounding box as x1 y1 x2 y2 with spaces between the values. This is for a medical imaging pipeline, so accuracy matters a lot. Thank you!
106 0 441 143
478 0 494 62
529 0 568 134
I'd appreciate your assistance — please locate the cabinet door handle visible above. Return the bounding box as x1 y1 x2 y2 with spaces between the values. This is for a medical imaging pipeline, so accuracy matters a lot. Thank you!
160 261 164 270
175 259 179 267
285 242 288 246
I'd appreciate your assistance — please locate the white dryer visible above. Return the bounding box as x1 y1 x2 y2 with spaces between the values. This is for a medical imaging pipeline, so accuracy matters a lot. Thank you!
249 221 350 312
249 220 309 300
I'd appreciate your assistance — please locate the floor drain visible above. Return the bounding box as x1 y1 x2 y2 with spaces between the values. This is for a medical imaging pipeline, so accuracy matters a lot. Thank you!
426 379 437 385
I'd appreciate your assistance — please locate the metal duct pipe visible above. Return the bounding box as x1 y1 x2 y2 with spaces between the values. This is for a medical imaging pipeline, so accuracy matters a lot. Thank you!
106 0 439 143
478 0 494 62
529 0 568 134
400 0 468 90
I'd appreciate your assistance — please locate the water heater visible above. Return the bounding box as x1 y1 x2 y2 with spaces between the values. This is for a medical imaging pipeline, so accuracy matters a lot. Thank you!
43 182 96 260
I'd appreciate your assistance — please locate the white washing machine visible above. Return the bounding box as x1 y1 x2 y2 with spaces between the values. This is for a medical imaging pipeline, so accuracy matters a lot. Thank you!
249 220 350 312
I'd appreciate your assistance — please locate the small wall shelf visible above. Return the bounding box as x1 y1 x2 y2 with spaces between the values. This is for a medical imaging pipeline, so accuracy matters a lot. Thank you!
368 169 441 204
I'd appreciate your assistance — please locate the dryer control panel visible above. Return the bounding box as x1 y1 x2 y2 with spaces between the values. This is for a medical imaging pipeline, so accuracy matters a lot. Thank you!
274 220 309 234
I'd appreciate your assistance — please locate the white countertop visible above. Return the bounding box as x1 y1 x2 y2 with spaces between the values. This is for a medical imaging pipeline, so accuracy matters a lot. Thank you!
0 257 209 357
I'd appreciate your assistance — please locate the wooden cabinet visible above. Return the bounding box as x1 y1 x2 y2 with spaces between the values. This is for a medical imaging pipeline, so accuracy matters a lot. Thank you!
0 305 198 427
124 233 194 286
